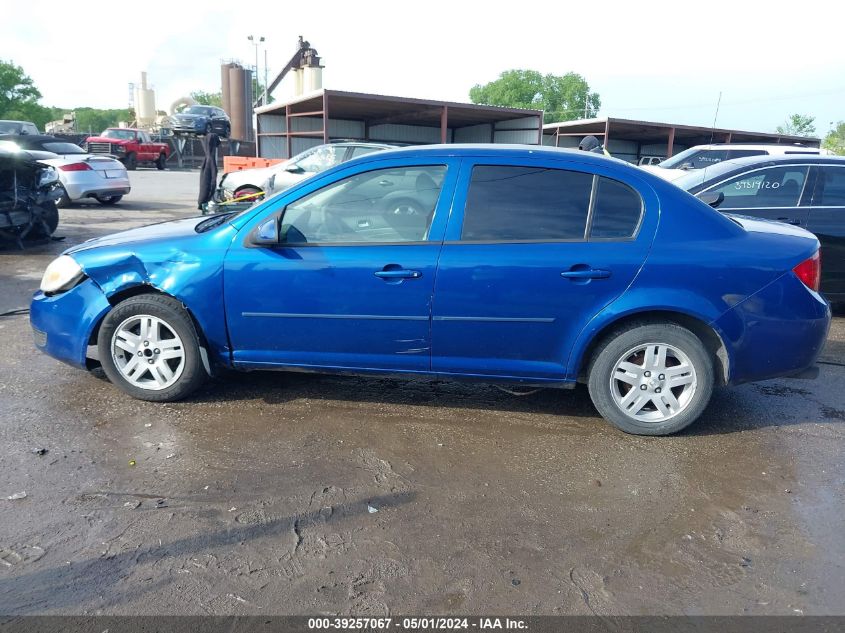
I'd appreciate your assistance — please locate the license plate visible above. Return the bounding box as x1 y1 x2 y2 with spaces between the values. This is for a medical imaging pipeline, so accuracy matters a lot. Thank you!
104 170 123 178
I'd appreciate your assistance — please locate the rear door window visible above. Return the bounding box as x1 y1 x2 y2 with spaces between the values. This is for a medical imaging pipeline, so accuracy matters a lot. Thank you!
461 166 593 241
707 166 809 208
816 166 845 206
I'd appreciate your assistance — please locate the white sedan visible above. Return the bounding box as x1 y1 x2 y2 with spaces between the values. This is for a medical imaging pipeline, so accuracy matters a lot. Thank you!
0 135 131 206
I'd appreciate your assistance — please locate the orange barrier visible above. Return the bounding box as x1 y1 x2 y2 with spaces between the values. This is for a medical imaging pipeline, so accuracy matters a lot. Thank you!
223 156 284 173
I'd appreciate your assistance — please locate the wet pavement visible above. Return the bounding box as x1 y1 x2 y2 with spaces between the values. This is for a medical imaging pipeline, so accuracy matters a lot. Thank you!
0 170 843 615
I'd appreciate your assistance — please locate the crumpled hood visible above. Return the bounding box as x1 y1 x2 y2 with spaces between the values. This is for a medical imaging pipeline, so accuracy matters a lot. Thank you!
66 217 206 254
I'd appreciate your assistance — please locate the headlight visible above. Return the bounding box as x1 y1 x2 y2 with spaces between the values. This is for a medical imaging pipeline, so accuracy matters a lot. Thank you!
38 167 59 186
40 255 84 294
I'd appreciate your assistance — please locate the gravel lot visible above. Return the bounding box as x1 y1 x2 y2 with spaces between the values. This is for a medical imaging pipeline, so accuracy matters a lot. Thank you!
1 169 843 615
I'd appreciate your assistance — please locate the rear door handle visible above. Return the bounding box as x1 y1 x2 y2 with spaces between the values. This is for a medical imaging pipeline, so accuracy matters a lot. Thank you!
374 269 421 279
561 269 611 280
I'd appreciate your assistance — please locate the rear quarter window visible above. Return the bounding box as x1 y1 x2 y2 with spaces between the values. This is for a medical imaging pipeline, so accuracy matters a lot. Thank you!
589 177 643 239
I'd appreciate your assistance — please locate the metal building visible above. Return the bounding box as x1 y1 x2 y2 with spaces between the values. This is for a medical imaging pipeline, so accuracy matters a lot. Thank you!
255 90 543 158
543 117 822 164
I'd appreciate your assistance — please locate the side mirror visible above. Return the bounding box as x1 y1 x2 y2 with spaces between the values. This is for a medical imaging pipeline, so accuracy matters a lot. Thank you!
285 163 305 174
250 216 279 246
696 191 725 209
680 162 694 170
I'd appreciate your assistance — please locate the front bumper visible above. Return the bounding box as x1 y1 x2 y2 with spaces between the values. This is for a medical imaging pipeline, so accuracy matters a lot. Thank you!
30 278 111 369
172 120 205 133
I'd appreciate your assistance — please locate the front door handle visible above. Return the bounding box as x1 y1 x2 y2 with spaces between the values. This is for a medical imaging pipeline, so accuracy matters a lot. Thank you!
374 269 422 280
561 268 611 280
777 217 802 226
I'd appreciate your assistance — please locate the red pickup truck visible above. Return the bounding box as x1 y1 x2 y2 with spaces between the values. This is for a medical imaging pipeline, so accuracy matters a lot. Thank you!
84 128 170 170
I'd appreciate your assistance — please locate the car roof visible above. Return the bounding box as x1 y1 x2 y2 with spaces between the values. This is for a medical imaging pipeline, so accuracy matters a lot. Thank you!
687 143 821 151
677 154 845 191
358 143 636 166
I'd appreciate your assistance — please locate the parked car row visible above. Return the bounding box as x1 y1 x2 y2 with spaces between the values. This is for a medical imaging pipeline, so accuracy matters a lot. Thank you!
0 135 130 207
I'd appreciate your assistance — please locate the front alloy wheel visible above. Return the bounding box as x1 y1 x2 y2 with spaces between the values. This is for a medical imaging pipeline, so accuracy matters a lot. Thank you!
111 315 185 390
98 294 208 401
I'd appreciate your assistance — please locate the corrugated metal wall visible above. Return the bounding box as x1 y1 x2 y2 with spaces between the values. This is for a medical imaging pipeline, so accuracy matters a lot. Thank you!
257 112 542 158
454 124 492 143
368 124 446 144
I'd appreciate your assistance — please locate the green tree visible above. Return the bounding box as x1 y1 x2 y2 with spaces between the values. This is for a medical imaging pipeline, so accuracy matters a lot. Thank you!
72 107 133 134
190 90 223 107
0 60 55 130
823 121 845 155
470 70 600 123
776 113 816 137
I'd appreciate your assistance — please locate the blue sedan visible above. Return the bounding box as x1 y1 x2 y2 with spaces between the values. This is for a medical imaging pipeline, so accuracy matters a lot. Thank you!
30 145 830 435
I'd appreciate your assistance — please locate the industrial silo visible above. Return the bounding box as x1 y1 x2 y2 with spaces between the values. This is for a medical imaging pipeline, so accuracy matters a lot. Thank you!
223 63 253 141
134 72 156 127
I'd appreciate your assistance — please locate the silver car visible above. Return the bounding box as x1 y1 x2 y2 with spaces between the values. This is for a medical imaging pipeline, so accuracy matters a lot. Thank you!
0 135 130 206
218 142 396 201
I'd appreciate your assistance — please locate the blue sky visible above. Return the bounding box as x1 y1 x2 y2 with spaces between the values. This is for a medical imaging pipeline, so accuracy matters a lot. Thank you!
4 0 844 137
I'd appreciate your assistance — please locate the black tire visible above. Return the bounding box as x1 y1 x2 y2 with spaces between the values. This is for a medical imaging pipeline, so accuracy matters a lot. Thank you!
55 186 72 208
95 195 123 205
156 153 167 170
28 201 59 238
123 152 137 171
234 186 262 200
97 294 209 402
587 322 714 436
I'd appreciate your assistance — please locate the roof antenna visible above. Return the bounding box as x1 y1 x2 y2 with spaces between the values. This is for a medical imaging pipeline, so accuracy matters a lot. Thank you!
708 91 722 145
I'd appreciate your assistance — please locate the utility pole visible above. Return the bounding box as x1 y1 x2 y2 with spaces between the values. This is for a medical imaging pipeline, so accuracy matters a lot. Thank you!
247 35 265 103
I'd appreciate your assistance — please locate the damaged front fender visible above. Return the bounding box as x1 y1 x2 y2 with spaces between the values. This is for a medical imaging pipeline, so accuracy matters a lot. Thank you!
67 223 239 368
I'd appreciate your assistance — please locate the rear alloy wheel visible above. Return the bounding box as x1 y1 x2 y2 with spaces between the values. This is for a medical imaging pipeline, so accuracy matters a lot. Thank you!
156 153 167 170
587 323 714 435
98 294 208 402
95 195 123 205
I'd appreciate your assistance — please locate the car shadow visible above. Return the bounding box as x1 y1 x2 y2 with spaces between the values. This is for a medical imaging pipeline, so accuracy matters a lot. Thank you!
0 490 416 614
186 368 842 437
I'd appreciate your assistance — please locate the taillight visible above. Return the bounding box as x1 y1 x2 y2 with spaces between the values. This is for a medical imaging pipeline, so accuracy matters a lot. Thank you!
793 251 821 292
59 162 92 172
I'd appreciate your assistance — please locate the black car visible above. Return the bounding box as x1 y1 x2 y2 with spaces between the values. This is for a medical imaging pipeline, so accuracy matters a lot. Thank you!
0 147 62 245
169 105 230 137
675 155 845 303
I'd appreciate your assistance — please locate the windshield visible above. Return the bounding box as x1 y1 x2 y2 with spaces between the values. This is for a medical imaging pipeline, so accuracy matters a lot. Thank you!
183 106 213 116
293 145 345 174
42 142 85 154
0 122 22 134
672 159 752 192
100 129 136 140
661 147 769 170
